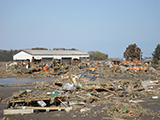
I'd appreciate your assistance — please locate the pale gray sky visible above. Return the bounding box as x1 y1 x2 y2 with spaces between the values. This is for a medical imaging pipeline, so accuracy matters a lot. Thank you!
0 0 160 58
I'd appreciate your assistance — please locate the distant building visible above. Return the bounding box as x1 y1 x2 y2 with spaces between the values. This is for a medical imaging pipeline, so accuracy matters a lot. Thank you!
142 58 152 64
111 59 122 65
13 50 89 65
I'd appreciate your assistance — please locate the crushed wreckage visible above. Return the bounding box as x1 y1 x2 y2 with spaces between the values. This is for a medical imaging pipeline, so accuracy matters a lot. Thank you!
0 59 160 119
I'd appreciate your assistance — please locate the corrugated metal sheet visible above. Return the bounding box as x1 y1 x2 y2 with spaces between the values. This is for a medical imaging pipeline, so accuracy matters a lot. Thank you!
23 50 89 55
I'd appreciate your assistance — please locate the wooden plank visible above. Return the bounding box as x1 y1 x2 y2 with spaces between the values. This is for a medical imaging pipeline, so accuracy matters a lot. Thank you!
58 98 68 107
17 106 66 110
87 85 119 96
4 109 33 115
10 97 50 103
95 86 119 96
103 87 119 96
104 94 114 99
143 80 159 83
134 87 144 91
147 84 160 87
151 80 159 83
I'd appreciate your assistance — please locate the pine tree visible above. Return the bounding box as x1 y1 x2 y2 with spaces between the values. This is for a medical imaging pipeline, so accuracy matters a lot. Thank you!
152 44 160 63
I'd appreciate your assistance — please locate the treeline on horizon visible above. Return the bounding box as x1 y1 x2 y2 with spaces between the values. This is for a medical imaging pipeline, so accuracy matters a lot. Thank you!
0 47 108 62
0 49 20 62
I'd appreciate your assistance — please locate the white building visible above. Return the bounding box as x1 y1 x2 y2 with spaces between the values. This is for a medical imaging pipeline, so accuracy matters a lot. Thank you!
13 50 89 65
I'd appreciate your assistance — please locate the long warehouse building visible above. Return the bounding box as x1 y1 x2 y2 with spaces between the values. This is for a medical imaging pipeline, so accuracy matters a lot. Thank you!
13 50 89 65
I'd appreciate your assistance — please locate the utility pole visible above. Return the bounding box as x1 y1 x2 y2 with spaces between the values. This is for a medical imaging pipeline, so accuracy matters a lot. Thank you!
140 52 141 62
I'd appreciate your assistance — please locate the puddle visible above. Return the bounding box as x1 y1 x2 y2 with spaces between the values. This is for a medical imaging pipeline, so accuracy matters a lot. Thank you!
0 77 57 85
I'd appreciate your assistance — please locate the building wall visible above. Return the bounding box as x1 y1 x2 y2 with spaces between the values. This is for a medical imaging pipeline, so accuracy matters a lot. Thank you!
13 51 89 62
13 51 32 62
33 54 89 60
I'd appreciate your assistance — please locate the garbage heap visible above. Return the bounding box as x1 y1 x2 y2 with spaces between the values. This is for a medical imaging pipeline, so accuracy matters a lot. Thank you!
3 69 160 119
0 61 88 78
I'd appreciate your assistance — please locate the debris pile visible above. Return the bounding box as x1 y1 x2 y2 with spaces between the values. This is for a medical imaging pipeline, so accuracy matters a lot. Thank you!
0 61 87 78
1 60 160 119
103 102 150 118
2 69 160 119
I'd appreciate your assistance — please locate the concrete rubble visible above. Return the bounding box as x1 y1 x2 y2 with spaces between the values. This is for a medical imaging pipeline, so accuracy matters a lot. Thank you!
0 60 160 119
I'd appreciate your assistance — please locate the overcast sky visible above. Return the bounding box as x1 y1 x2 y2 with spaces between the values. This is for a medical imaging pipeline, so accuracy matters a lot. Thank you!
0 0 159 58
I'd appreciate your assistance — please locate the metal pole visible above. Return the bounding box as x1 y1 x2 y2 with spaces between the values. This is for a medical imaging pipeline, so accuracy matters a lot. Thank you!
140 52 141 62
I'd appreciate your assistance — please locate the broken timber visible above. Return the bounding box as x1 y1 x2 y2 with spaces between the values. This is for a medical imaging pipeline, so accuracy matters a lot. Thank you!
88 85 119 96
147 84 160 87
9 97 50 103
17 106 66 111
58 98 68 107
4 109 34 115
